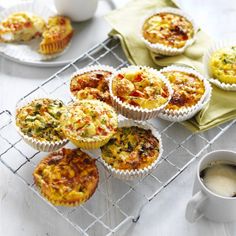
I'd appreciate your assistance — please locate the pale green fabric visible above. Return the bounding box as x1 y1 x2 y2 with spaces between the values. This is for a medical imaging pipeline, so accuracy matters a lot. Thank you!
106 0 236 132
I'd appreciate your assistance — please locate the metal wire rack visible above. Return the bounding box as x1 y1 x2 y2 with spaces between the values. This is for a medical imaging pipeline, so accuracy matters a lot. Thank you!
0 37 236 236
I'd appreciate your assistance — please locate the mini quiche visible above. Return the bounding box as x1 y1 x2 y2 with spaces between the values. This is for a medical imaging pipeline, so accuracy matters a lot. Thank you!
16 98 66 142
62 100 118 149
142 11 194 49
209 46 236 84
70 68 113 105
0 12 46 42
39 15 73 55
33 148 99 206
101 126 160 171
111 67 170 110
162 70 205 111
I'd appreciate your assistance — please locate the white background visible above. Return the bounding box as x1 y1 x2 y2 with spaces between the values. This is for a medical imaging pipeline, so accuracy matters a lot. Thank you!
0 0 236 235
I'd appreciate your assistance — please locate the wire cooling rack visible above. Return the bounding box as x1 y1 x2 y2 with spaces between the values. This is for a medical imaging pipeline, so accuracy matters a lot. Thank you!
0 37 236 236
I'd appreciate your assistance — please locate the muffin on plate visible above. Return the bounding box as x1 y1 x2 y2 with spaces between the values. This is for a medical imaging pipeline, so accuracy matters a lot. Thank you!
159 66 211 122
110 66 172 120
70 65 115 105
0 12 46 42
39 15 73 55
209 46 236 84
15 98 68 152
141 7 196 55
33 148 99 206
62 100 118 149
101 120 162 180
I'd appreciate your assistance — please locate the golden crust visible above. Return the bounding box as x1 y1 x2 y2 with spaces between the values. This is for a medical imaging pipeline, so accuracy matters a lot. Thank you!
142 12 194 49
39 16 73 55
70 70 112 105
209 46 236 84
112 68 169 109
15 98 66 142
62 100 118 146
101 126 160 171
162 71 205 110
0 12 46 42
33 148 99 206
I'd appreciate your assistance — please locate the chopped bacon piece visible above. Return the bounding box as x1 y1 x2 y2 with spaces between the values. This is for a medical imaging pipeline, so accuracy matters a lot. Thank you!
35 32 42 37
24 21 32 28
117 74 124 79
129 100 139 106
118 96 125 102
161 87 169 98
59 18 66 25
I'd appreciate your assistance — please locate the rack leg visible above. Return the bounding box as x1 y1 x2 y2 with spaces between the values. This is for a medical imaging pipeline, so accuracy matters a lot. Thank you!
132 200 148 223
132 215 140 223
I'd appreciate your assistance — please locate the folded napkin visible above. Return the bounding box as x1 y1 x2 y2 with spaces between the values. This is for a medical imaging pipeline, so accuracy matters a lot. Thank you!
106 0 236 132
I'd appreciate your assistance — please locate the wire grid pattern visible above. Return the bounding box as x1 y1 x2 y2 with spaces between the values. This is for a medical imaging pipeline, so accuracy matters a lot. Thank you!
0 37 236 236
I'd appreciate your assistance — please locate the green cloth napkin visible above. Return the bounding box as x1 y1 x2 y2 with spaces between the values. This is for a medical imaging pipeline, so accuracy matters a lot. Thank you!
106 0 236 132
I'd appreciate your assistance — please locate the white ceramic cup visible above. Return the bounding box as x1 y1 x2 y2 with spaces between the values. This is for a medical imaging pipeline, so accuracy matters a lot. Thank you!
185 150 236 223
53 0 113 22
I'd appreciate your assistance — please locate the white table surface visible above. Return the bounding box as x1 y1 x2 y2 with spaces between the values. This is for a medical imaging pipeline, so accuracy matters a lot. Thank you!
0 0 236 235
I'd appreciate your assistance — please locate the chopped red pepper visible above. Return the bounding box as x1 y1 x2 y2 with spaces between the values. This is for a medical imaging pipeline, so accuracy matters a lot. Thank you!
97 127 108 136
133 74 143 82
130 90 144 97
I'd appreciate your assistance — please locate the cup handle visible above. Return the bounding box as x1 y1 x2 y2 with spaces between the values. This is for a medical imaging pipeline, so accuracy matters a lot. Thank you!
100 0 116 10
185 191 208 223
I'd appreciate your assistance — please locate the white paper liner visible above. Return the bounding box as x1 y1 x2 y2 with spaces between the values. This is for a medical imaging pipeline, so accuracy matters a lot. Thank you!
14 94 68 152
109 65 173 121
140 7 198 56
203 40 236 91
0 1 71 62
100 119 163 181
69 65 116 102
158 65 212 122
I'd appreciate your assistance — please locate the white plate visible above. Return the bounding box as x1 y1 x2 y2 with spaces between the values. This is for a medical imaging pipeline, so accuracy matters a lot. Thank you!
0 0 114 67
0 1 66 63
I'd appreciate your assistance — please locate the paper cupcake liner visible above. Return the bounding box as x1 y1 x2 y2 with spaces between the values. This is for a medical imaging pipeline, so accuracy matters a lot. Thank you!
203 40 236 91
100 119 163 181
158 87 211 122
140 7 198 56
109 65 173 121
38 181 98 207
69 65 116 102
65 134 113 150
39 31 73 56
14 94 68 152
158 65 212 122
62 100 118 150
